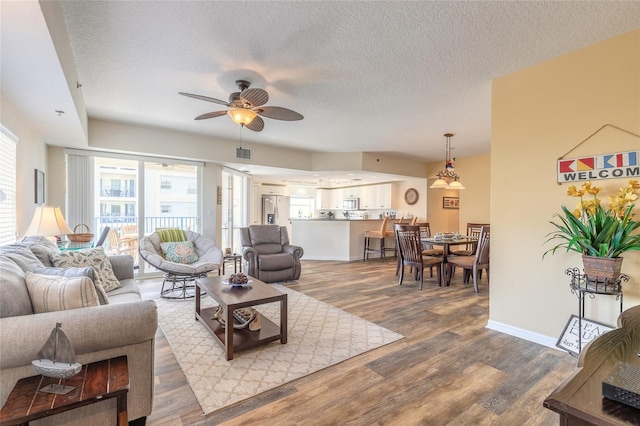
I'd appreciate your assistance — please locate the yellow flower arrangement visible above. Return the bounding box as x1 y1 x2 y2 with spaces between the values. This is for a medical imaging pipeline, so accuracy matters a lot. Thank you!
544 180 640 258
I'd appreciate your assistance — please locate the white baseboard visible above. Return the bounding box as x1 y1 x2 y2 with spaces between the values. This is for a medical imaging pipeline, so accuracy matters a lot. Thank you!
486 319 563 351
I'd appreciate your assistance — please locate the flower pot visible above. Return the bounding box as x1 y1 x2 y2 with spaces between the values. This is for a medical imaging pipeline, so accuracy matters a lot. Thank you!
582 255 623 283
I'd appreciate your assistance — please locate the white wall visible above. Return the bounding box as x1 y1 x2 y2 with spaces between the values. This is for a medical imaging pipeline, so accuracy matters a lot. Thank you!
0 97 49 238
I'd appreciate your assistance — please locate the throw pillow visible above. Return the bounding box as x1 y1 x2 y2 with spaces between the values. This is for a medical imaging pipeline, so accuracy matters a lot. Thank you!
157 228 187 242
26 272 100 313
34 266 109 305
160 241 199 264
49 248 121 292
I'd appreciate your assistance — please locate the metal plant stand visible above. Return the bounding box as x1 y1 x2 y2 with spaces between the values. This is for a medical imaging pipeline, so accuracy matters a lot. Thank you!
566 267 628 354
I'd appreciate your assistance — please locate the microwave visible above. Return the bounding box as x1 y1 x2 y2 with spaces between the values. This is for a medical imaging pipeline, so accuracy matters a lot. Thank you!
343 198 360 210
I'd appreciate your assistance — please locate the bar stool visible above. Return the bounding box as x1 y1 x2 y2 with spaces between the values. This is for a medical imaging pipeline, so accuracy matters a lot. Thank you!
363 216 395 261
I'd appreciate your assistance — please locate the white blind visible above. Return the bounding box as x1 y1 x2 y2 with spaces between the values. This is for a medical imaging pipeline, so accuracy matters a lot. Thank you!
0 126 18 244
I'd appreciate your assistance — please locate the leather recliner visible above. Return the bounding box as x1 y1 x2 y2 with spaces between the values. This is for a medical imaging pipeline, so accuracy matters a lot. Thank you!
240 225 304 283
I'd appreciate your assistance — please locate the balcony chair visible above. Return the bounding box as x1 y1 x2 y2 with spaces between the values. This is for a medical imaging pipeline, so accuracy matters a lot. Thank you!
396 225 443 290
446 225 490 292
240 225 304 283
106 228 137 257
139 229 223 298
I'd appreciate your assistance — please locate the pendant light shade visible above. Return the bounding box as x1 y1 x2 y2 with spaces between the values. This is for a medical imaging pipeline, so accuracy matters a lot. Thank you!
430 133 464 190
228 108 257 126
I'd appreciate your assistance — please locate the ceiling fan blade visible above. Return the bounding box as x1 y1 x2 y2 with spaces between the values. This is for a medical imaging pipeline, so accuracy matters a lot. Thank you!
195 111 228 120
179 92 230 106
240 88 269 107
258 106 304 121
245 115 264 132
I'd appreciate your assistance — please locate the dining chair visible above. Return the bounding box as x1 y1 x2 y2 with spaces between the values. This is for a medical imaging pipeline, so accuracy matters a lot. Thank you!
396 225 443 290
452 223 488 256
446 225 490 292
363 216 394 261
416 222 444 256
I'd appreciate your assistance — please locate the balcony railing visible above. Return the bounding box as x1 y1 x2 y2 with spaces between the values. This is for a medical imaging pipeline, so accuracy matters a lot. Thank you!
95 216 199 236
101 188 136 197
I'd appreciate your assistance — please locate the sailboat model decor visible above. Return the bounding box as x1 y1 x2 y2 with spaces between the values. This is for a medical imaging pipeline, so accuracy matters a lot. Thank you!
31 323 82 394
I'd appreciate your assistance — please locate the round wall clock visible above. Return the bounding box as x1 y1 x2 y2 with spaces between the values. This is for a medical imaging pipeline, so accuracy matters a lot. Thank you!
404 188 419 205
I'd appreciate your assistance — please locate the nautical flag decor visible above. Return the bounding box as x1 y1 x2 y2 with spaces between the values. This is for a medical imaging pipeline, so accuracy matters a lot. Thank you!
557 150 640 183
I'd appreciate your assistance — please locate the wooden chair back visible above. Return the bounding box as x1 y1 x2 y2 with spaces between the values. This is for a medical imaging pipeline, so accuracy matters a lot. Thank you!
396 225 422 266
475 225 491 265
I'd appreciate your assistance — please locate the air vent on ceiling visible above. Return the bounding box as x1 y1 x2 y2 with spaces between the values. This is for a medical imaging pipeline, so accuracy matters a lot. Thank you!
236 147 251 159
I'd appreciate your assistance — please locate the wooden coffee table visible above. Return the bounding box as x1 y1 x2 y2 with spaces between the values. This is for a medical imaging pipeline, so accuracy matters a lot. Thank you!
0 356 129 426
195 275 287 360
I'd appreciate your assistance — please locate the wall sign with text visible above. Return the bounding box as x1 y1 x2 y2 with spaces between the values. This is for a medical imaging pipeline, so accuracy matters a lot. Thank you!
557 150 640 183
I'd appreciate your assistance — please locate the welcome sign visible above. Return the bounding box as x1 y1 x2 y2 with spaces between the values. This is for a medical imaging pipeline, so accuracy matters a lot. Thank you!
557 150 640 183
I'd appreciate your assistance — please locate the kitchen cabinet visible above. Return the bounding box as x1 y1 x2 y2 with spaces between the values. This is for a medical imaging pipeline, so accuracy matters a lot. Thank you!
361 183 393 209
261 184 288 196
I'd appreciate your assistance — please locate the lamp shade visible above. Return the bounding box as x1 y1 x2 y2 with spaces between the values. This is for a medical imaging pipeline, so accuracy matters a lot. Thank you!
25 206 74 237
228 108 257 126
430 179 449 189
447 180 466 190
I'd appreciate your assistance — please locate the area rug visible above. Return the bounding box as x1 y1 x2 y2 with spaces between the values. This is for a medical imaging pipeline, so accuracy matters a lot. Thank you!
155 284 403 415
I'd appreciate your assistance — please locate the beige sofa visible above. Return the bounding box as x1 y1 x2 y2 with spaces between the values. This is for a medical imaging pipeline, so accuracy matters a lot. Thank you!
0 236 157 425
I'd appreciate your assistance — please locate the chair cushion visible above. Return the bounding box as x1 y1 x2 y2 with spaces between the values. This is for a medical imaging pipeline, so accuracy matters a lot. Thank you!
49 248 121 292
25 272 100 313
160 241 199 264
249 225 282 246
258 253 295 271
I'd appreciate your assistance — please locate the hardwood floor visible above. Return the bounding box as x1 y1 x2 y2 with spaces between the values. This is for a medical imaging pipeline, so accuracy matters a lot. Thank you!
139 259 575 425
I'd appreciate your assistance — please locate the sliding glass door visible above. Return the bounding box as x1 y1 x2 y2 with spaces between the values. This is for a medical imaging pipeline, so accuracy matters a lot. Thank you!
221 169 249 254
67 151 202 276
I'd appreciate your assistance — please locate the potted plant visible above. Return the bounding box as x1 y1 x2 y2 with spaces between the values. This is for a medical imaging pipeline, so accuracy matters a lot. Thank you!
544 179 640 282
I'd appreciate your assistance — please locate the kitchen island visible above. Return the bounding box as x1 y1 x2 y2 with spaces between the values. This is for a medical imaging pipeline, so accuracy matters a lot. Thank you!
290 218 396 261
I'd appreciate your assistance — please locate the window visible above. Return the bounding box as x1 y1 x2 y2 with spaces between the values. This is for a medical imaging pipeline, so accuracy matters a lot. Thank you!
0 126 17 245
160 205 171 214
160 177 172 190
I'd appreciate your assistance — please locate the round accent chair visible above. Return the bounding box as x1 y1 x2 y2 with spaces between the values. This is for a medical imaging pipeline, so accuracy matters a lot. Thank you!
139 230 223 298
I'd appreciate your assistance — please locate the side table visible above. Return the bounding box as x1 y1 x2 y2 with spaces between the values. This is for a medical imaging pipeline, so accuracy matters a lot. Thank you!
219 253 242 275
566 267 629 354
0 356 129 426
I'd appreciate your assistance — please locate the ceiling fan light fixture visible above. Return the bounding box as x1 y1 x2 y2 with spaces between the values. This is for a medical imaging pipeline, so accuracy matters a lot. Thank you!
228 108 257 126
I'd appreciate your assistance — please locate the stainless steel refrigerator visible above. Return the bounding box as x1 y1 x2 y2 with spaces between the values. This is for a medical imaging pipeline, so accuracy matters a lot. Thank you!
262 195 291 226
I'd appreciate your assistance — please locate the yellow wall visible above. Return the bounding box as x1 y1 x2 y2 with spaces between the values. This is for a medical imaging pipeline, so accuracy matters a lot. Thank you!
491 29 640 343
426 153 491 234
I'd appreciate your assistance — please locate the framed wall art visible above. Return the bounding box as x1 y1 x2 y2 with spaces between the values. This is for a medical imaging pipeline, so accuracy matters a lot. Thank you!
442 196 459 209
35 169 45 204
556 314 614 356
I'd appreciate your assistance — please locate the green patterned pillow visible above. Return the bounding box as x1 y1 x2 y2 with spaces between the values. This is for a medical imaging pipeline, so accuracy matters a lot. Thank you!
49 247 121 292
26 272 100 313
160 241 199 264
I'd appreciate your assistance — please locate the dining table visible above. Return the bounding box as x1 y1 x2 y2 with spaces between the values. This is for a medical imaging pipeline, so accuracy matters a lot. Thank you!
421 235 478 286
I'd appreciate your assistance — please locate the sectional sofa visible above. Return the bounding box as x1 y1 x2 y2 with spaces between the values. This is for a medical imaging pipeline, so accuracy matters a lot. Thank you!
0 236 157 425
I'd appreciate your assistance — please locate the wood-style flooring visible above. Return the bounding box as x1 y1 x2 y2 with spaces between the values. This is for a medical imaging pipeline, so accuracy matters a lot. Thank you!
139 258 575 425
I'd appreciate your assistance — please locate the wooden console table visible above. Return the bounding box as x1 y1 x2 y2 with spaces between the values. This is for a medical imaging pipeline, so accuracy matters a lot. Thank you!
0 356 129 426
544 305 640 425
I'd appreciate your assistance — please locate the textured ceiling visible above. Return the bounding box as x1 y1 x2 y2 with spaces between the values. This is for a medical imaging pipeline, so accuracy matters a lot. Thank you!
2 1 640 176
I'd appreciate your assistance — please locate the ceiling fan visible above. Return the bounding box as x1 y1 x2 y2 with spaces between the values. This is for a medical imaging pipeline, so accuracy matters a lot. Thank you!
179 80 303 132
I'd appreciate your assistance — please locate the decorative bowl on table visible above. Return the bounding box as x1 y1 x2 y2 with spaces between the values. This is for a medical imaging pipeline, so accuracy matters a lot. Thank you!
223 272 252 287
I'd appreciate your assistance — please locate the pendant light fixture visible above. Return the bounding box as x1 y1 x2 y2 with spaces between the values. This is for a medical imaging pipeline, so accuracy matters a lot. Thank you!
430 133 465 189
